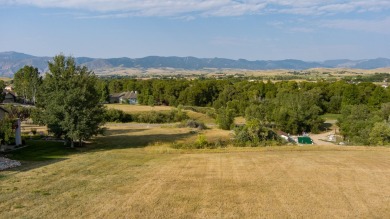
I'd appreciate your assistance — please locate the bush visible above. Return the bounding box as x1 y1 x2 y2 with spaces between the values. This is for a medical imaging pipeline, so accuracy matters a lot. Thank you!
216 107 235 130
233 121 283 147
195 134 208 148
104 109 132 123
182 119 207 130
134 109 189 123
31 128 37 135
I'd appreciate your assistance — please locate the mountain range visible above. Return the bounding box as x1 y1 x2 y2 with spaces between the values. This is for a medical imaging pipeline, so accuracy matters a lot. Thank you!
1 51 390 77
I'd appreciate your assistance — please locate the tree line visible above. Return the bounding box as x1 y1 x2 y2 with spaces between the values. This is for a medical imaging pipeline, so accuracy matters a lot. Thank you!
97 77 390 145
2 58 390 146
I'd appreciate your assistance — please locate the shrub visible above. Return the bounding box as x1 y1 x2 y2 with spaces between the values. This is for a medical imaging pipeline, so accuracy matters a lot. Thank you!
184 119 207 130
31 128 37 135
233 120 283 147
216 107 235 130
104 109 132 123
195 134 209 149
134 109 189 123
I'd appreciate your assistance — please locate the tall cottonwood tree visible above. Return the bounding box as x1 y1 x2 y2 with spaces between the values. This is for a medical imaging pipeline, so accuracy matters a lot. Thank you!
38 54 105 147
13 65 41 104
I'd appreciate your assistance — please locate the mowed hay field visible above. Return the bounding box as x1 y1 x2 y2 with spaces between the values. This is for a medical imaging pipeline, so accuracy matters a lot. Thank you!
105 104 173 113
1 105 390 218
1 135 390 217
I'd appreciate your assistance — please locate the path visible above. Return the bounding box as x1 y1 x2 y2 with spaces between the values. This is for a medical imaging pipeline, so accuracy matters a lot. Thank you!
310 131 337 146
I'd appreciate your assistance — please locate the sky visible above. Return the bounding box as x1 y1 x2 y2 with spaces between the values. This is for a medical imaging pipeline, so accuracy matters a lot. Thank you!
0 0 390 61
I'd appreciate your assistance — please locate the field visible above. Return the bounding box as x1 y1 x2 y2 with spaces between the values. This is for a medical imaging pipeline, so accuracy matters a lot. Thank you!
94 67 390 79
1 142 390 218
1 105 390 218
105 104 173 113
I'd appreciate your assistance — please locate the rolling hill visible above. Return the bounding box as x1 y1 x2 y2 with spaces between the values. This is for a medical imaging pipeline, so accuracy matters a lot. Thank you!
1 51 390 77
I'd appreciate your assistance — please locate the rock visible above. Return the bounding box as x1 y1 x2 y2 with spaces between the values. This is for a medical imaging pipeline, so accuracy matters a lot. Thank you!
0 157 21 170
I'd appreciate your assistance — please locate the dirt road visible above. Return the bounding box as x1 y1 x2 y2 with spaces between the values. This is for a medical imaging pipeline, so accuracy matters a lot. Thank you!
310 131 337 146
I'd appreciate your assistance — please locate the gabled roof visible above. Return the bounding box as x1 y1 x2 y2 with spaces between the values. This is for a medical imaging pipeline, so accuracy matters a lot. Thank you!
121 91 137 99
111 91 138 99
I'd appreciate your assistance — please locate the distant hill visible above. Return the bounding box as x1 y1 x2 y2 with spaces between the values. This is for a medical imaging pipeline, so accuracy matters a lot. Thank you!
1 51 390 77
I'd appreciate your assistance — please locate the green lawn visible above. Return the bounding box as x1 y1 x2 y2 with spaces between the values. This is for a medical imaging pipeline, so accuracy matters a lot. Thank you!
5 140 76 161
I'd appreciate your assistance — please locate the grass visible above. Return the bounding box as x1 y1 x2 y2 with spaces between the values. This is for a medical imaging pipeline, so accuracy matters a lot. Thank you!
320 113 342 121
185 110 215 124
105 104 172 113
4 141 75 161
2 123 390 218
0 77 11 82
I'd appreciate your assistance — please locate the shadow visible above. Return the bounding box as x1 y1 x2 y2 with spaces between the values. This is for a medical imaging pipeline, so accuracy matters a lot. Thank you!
104 128 148 136
89 131 196 151
320 122 333 131
1 158 68 174
1 140 76 172
1 128 197 172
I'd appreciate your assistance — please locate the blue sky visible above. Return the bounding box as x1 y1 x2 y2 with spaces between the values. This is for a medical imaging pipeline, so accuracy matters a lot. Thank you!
0 0 390 61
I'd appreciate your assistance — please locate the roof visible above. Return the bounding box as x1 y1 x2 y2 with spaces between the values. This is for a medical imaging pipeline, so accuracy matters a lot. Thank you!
110 91 138 99
121 91 137 99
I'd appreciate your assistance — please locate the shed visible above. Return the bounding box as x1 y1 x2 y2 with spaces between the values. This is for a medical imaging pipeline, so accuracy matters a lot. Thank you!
297 136 313 144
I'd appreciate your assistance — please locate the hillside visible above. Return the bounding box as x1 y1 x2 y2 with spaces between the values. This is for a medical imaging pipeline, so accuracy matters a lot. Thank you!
1 51 390 77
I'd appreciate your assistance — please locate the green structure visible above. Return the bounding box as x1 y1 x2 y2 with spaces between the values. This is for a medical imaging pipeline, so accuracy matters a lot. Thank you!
298 136 313 144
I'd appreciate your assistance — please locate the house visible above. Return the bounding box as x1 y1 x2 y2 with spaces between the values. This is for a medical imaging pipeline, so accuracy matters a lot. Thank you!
120 91 138 104
109 93 123 103
109 91 138 104
2 90 17 103
0 106 9 120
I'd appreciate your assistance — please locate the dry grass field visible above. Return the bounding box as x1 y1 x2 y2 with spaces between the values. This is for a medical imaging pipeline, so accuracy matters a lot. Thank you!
105 104 173 113
1 121 390 218
0 77 11 82
94 67 390 79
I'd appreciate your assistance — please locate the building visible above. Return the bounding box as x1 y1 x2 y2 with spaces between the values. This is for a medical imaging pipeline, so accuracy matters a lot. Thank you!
109 91 138 104
2 90 17 103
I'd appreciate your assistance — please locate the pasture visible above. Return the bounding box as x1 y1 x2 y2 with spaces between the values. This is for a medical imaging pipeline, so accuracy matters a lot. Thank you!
1 105 389 218
105 104 173 113
1 120 390 218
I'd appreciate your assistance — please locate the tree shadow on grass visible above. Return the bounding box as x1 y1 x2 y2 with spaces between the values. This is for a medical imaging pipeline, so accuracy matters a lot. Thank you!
104 128 148 136
1 140 74 173
90 131 197 150
1 128 197 173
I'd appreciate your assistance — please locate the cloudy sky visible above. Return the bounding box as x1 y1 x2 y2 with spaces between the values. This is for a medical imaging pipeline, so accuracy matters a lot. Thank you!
0 0 389 60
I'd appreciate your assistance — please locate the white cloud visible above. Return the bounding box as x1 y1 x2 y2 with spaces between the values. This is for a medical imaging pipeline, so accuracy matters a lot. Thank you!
321 17 390 34
1 0 390 17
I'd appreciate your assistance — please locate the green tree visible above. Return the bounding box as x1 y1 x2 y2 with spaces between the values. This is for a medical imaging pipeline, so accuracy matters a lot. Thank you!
38 54 105 147
216 107 234 130
97 80 110 103
13 65 41 104
0 117 14 144
369 121 390 146
0 80 5 102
